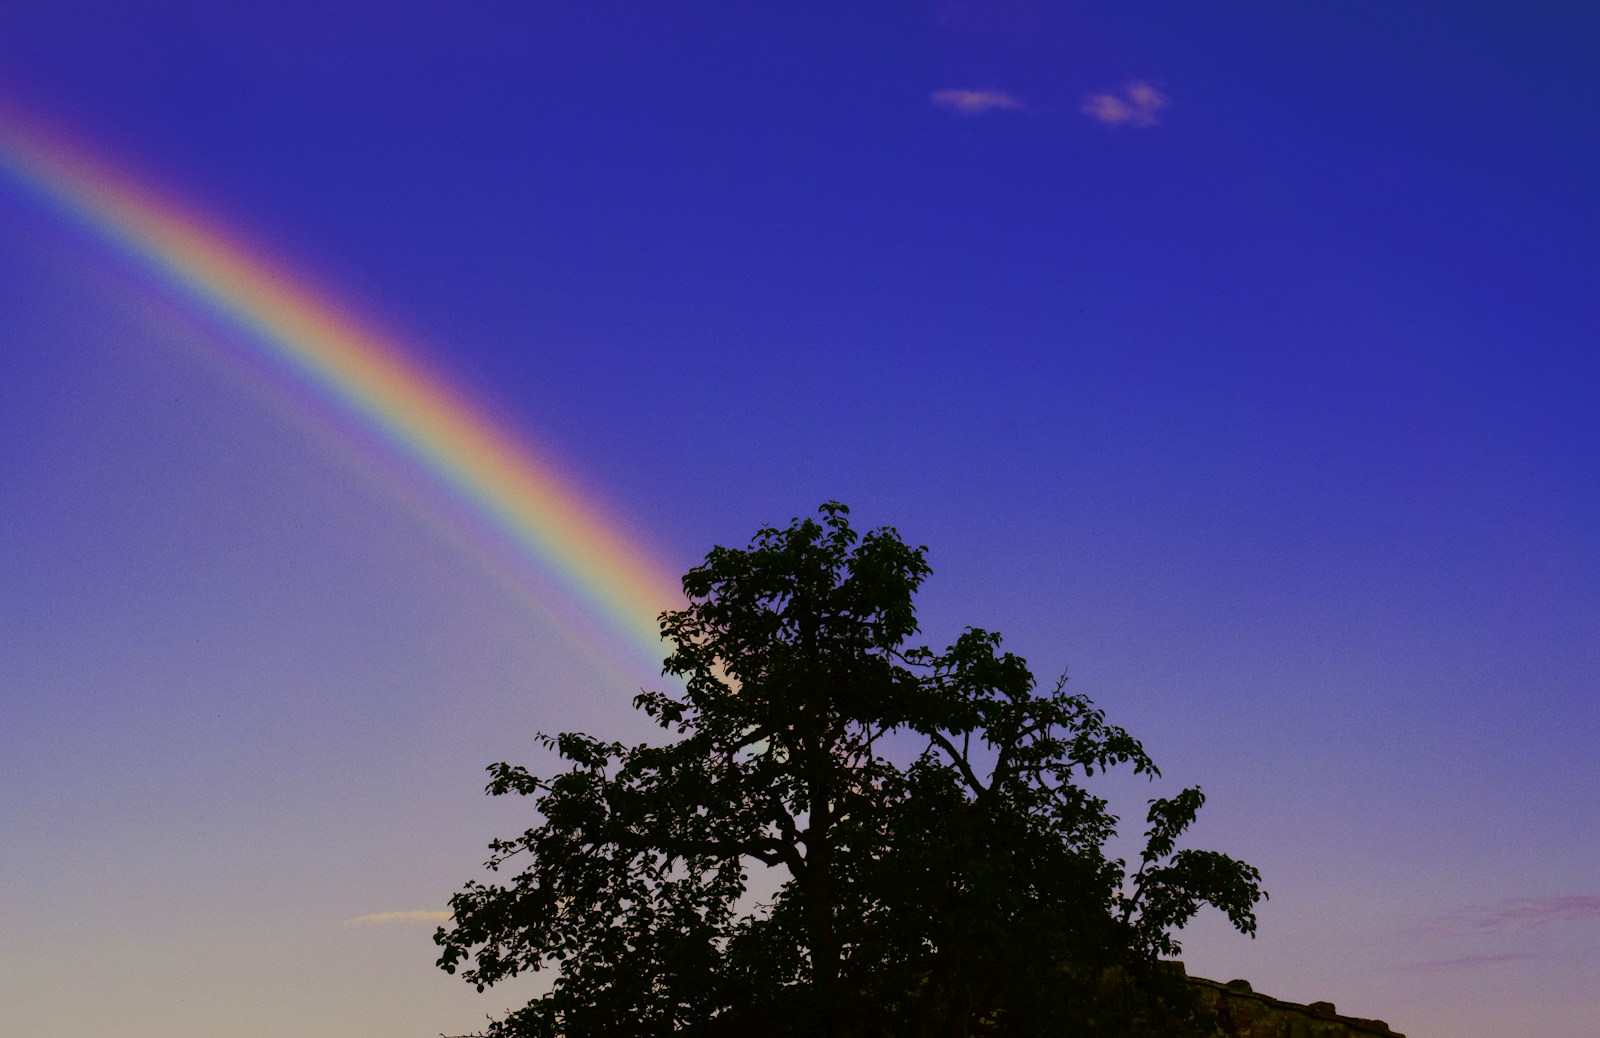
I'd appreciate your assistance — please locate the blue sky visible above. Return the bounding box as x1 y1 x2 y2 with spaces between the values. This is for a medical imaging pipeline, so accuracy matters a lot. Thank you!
2 4 1597 1036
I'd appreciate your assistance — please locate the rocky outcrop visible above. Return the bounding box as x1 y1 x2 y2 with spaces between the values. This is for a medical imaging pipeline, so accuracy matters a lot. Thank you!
1186 971 1403 1038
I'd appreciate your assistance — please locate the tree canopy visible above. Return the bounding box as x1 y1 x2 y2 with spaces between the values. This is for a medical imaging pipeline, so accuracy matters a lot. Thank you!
436 503 1264 1037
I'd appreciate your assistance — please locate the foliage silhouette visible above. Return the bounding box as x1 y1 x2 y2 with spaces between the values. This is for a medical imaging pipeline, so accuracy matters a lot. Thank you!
436 503 1264 1036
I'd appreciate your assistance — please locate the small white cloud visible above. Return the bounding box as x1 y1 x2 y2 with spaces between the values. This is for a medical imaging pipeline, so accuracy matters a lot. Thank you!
931 88 1025 115
344 910 453 926
1081 80 1169 128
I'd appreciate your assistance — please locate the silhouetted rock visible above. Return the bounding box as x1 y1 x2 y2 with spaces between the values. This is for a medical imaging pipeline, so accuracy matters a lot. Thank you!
1183 967 1402 1037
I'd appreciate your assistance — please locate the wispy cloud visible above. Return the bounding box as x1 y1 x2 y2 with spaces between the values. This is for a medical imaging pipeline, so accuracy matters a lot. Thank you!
344 910 453 926
931 88 1025 115
1421 894 1600 936
1397 952 1535 974
1080 80 1169 128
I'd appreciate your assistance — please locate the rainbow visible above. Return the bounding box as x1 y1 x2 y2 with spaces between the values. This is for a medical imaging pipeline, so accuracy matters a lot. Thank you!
0 107 683 681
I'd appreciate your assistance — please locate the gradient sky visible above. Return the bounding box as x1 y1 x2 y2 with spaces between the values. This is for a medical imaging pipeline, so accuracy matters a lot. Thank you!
2 4 1597 1037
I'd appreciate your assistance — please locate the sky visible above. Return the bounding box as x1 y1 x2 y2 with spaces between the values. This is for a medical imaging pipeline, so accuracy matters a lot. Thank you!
1 3 1596 1036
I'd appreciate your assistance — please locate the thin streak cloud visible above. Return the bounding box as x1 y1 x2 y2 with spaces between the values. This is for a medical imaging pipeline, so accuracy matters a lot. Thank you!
1423 894 1600 935
1397 953 1534 974
1081 80 1169 127
344 910 453 926
931 88 1024 115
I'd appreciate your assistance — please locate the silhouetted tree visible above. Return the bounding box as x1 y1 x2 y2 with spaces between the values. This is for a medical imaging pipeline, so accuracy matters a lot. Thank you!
436 503 1264 1037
